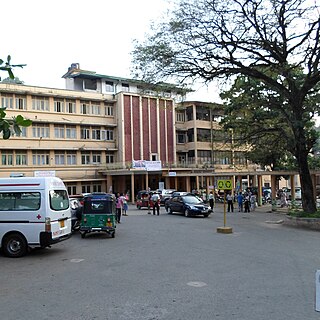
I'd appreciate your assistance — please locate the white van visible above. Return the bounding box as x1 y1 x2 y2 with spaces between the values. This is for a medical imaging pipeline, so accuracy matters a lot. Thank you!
0 177 71 257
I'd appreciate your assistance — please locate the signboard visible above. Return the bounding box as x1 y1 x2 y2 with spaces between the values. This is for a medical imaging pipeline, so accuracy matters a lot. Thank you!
34 171 56 177
169 172 176 177
217 179 233 190
132 160 162 171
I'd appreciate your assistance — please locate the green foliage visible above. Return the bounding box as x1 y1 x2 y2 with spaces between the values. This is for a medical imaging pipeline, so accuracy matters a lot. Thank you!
0 56 31 139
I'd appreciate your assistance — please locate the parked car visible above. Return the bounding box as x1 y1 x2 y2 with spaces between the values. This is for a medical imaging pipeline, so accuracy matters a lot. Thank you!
166 194 212 217
164 191 192 211
284 187 302 200
159 189 176 206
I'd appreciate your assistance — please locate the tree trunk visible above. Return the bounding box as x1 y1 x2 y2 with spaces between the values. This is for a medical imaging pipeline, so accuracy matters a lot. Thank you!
296 147 317 213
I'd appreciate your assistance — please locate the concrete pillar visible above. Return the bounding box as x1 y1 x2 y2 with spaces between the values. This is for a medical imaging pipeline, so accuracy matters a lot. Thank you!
290 175 295 200
131 173 135 204
145 173 149 191
186 176 191 192
196 175 199 191
271 175 277 211
257 175 263 206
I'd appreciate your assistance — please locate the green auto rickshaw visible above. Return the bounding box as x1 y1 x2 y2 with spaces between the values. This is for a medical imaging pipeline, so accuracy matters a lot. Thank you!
80 192 116 238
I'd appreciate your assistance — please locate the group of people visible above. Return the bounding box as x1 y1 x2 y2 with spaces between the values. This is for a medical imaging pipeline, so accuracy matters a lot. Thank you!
225 191 257 213
115 192 129 223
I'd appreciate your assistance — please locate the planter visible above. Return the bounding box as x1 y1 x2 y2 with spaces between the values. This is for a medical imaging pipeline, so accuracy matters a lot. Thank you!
285 215 320 231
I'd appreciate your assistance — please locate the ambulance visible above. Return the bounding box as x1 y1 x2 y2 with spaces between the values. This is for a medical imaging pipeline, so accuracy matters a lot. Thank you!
0 177 71 257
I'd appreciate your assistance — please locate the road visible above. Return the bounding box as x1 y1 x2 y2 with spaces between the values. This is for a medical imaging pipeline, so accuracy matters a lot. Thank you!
0 204 319 320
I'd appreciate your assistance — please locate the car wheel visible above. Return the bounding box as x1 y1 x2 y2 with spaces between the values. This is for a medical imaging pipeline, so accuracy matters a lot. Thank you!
184 209 190 217
169 207 174 214
2 233 28 258
203 213 209 218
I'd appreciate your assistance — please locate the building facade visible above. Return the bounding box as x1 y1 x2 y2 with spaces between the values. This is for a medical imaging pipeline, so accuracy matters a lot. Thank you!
0 63 304 202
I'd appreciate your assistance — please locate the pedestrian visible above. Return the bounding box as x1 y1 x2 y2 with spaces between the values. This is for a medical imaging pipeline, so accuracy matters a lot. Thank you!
250 193 257 211
115 192 123 223
244 193 251 212
121 193 128 216
208 191 215 209
237 192 244 212
280 190 288 208
151 192 160 215
226 192 234 212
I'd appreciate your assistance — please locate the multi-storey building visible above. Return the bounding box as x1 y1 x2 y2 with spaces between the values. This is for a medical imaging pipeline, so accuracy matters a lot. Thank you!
0 63 290 202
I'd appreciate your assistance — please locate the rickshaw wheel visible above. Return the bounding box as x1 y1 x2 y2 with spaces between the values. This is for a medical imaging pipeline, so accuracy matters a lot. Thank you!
111 231 115 238
81 232 86 238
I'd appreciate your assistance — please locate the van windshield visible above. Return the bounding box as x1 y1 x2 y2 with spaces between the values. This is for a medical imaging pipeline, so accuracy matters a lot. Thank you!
49 190 69 211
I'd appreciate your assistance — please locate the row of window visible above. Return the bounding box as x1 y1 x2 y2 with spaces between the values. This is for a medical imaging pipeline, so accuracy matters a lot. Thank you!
176 129 231 144
0 94 114 116
12 124 114 141
180 151 247 166
1 151 115 166
67 183 102 196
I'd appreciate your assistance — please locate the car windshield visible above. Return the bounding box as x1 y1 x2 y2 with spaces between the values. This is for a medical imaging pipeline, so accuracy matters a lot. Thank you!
183 195 203 204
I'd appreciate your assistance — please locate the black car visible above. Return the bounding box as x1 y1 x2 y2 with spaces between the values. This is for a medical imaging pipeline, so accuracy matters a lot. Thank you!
166 194 212 217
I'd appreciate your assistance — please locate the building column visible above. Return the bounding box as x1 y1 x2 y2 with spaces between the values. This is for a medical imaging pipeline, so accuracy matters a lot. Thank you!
186 176 191 192
131 173 135 204
196 175 199 191
290 175 295 200
257 175 263 206
271 175 277 211
145 172 149 191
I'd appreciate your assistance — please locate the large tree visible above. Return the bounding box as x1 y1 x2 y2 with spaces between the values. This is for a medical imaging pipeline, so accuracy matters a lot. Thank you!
131 0 320 213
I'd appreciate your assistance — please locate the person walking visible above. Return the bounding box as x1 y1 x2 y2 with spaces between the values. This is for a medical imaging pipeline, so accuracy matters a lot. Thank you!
244 193 251 212
115 192 123 223
237 192 244 212
250 193 257 211
208 191 215 209
226 192 234 212
122 193 128 216
151 192 160 215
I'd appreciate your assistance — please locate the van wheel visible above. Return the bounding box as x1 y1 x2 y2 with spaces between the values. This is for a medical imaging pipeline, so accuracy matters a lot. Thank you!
2 233 28 258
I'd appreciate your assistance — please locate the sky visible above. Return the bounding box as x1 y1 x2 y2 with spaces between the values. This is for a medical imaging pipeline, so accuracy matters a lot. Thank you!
1 0 220 102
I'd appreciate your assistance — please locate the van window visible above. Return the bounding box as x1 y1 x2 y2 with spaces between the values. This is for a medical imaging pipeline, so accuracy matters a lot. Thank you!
0 192 41 211
49 190 69 211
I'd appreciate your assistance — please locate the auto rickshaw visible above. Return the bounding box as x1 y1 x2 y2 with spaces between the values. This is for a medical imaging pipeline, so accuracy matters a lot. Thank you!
79 192 116 238
136 190 152 209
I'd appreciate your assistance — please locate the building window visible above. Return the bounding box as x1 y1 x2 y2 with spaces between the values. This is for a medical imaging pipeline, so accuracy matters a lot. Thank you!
234 151 247 165
102 129 114 141
176 112 185 122
66 100 76 113
84 79 97 91
214 151 232 165
32 152 50 165
198 150 212 164
16 127 27 137
105 81 114 93
92 128 101 140
1 94 14 109
2 151 13 165
92 152 101 164
186 106 193 121
196 106 210 121
104 104 114 116
197 129 211 142
176 131 186 144
16 152 27 165
122 83 129 92
55 152 65 165
92 184 102 192
54 99 65 113
54 125 65 139
82 184 91 194
91 103 101 115
67 152 77 165
81 101 90 114
67 185 77 195
80 127 90 140
32 96 49 111
106 153 114 164
15 96 26 110
81 152 90 165
32 124 50 138
187 128 194 142
66 125 77 139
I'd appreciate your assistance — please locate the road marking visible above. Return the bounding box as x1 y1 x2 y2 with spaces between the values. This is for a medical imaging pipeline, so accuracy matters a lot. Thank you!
187 281 207 287
70 259 84 263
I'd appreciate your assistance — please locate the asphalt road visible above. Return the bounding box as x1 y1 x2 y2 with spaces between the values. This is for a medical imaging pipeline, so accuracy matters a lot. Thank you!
0 203 319 320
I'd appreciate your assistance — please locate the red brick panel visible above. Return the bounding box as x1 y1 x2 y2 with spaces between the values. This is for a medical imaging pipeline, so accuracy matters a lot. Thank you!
142 97 150 160
150 98 158 154
132 96 141 161
124 95 132 162
166 100 174 164
159 99 167 162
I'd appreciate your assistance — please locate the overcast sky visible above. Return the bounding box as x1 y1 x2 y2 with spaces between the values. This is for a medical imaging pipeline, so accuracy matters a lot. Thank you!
1 0 220 102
